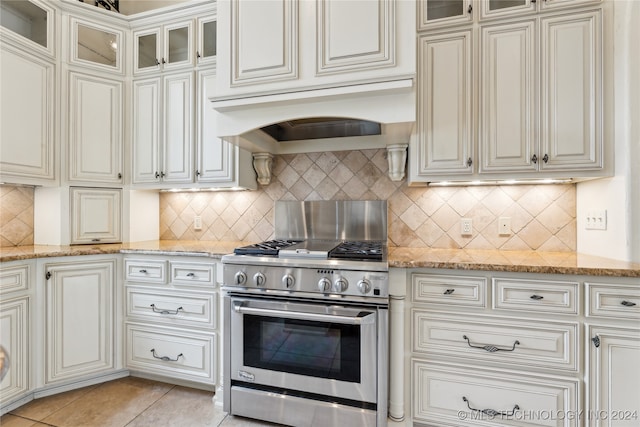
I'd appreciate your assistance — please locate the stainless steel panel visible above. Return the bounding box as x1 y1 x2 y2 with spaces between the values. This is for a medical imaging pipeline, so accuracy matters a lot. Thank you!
275 200 387 241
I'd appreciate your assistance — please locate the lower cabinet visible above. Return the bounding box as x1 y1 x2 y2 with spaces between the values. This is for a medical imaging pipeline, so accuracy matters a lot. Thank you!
123 255 218 390
408 269 640 427
43 257 118 384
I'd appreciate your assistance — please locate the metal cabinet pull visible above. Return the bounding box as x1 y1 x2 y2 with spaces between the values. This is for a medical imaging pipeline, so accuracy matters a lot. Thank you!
463 397 520 417
45 271 51 280
155 171 160 179
443 289 455 295
161 58 166 64
463 335 520 352
139 269 148 273
118 173 122 179
150 304 183 315
592 335 600 348
532 154 538 164
542 154 549 163
155 58 160 66
466 157 473 167
91 238 101 242
196 51 201 58
150 349 183 362
467 5 472 14
186 272 196 278
530 294 544 300
621 300 637 307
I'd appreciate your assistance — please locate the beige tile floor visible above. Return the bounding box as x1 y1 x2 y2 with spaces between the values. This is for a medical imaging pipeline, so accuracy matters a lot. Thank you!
1 377 284 427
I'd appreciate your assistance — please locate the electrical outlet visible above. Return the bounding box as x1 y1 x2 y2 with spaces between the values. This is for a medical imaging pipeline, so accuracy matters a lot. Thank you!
586 210 607 230
461 218 472 236
498 217 511 236
194 216 202 231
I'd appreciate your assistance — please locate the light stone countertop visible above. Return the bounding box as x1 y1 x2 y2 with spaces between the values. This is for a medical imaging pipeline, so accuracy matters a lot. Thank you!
1 240 639 278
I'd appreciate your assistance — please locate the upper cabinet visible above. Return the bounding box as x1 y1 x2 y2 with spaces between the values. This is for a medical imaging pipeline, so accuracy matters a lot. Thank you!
0 0 56 58
410 0 612 184
216 0 415 98
133 20 193 74
69 17 124 74
196 15 217 67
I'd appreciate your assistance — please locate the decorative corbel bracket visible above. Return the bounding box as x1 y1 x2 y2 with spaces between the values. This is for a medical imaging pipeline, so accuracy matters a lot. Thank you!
252 153 274 186
387 144 408 182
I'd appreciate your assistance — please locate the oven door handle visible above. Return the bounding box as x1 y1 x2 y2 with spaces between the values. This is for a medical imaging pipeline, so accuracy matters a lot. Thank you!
233 302 376 325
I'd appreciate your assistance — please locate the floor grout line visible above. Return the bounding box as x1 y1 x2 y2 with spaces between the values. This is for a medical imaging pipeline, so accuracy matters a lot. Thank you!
123 384 176 427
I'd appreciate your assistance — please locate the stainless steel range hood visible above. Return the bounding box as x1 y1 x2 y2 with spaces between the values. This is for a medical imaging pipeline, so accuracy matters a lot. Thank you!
209 79 416 154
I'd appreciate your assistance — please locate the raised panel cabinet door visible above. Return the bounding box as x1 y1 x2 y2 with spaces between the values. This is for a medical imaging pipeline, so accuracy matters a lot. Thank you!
230 0 297 86
0 297 29 404
480 20 537 172
316 0 394 74
588 326 640 427
68 72 123 184
132 78 162 184
416 30 473 176
540 10 603 171
0 45 55 183
45 259 115 383
162 72 194 183
196 70 233 183
70 187 122 244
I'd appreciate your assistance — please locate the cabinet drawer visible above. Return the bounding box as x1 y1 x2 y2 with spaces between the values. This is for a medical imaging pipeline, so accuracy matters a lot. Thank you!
126 286 216 328
170 262 215 287
125 259 167 283
493 278 579 314
587 283 640 320
126 323 215 385
412 311 578 371
412 274 487 307
412 360 579 426
0 263 30 294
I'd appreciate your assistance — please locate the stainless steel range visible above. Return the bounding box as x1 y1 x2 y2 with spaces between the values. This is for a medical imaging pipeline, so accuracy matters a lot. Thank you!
222 200 389 427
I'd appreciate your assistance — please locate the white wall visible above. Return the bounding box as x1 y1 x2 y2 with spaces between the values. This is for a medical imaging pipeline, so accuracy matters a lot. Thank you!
577 0 640 262
126 189 159 242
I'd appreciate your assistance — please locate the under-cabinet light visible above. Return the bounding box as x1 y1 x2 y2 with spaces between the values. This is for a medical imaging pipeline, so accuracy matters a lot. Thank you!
428 178 573 187
160 187 250 193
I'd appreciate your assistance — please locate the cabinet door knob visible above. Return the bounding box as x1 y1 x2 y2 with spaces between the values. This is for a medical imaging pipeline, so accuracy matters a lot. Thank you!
466 157 473 167
196 51 201 58
117 173 122 179
155 171 160 179
155 58 160 66
467 5 473 14
161 58 166 64
542 154 549 163
531 154 538 164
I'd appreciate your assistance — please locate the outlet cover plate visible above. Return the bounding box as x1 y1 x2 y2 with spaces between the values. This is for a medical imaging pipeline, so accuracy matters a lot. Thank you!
461 218 472 236
498 217 511 236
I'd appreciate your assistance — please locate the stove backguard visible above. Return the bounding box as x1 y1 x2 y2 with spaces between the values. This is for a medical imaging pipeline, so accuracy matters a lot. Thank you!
274 200 387 242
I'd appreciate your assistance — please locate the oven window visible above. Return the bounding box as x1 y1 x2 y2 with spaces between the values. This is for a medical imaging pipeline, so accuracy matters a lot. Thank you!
243 315 361 383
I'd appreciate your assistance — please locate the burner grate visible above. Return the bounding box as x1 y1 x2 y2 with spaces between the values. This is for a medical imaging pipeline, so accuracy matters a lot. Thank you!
329 241 383 261
233 239 302 256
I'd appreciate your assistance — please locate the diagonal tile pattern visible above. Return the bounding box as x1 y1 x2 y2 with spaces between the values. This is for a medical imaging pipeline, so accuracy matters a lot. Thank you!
0 186 34 247
161 149 577 251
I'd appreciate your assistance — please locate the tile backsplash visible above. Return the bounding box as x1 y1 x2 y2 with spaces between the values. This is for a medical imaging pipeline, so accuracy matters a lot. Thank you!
0 185 34 247
160 149 576 251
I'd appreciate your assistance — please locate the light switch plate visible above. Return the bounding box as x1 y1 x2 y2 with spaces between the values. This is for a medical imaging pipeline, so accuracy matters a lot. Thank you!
586 210 607 230
194 216 202 231
498 217 511 236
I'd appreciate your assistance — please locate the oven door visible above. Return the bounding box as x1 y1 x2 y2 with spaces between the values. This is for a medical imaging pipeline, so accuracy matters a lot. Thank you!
229 296 378 403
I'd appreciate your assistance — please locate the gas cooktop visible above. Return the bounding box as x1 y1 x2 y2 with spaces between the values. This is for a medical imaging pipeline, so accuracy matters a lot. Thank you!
233 239 384 262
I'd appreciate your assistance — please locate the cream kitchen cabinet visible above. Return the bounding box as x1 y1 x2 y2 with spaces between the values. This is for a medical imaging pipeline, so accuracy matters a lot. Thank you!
133 20 193 75
42 256 118 385
0 0 56 59
123 255 218 389
0 260 33 414
70 187 122 244
0 42 56 186
195 15 217 67
216 0 414 98
67 71 123 184
417 0 473 31
132 71 194 186
479 0 602 21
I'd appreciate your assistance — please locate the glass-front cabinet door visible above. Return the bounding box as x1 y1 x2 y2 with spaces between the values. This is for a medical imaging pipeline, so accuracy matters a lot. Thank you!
0 0 55 57
196 16 216 65
418 0 473 31
163 20 192 70
71 18 124 74
480 0 535 20
134 28 160 74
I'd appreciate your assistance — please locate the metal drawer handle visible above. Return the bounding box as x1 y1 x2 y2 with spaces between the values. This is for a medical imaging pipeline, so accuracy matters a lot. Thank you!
463 335 520 352
139 269 147 273
621 300 637 307
150 349 183 362
530 294 544 300
463 397 520 417
186 272 196 278
443 289 455 295
150 304 183 315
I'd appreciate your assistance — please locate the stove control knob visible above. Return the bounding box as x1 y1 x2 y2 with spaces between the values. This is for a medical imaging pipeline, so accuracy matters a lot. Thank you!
253 272 266 287
357 279 372 294
234 271 247 286
333 277 348 293
282 274 295 289
318 278 331 293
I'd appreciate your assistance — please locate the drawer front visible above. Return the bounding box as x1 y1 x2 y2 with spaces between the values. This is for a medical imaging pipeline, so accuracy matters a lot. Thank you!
126 286 216 328
412 274 487 307
170 262 215 287
126 323 215 384
493 278 578 314
412 311 578 371
125 259 166 283
412 360 579 427
0 264 30 294
587 283 640 320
